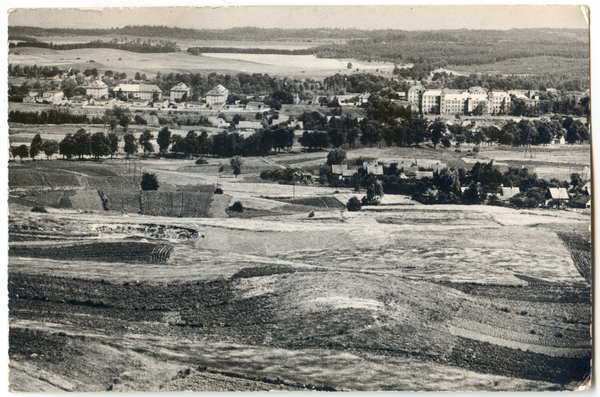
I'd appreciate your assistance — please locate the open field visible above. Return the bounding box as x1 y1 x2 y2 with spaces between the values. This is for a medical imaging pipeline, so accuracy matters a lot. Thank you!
8 198 591 391
8 47 393 79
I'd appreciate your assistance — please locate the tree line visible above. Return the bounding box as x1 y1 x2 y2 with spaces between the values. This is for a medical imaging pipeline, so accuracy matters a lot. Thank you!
9 38 178 53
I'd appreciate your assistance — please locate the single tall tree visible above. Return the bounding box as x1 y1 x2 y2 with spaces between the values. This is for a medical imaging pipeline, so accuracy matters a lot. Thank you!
138 130 155 156
29 133 44 159
41 140 59 160
156 127 172 154
230 156 243 178
107 132 120 158
91 132 110 160
123 133 138 158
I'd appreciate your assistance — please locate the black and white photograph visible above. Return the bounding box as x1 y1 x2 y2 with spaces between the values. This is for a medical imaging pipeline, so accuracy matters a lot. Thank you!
4 4 593 392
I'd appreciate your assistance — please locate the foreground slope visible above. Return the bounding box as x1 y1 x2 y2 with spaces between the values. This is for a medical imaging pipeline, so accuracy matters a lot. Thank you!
8 200 591 391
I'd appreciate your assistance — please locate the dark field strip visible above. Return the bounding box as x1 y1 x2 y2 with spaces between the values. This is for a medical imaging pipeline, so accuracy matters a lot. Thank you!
267 196 346 210
438 280 591 304
9 242 173 264
557 232 592 284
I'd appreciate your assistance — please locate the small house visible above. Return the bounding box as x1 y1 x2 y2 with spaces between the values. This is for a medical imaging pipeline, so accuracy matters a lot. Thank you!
69 96 89 106
185 102 205 109
152 99 170 109
545 187 569 206
571 195 591 209
499 186 520 201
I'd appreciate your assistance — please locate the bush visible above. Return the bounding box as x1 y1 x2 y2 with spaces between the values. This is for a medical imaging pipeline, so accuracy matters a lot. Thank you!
260 170 273 180
214 188 223 194
218 165 225 173
195 158 208 165
31 206 48 213
346 196 362 212
308 210 315 218
230 201 244 212
140 173 159 191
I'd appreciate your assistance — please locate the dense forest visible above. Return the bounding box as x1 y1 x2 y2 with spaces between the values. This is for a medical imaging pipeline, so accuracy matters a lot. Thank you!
313 29 589 65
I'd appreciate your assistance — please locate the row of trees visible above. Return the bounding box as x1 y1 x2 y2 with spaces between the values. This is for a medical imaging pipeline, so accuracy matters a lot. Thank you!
58 129 120 160
156 125 296 158
10 134 59 161
9 110 89 125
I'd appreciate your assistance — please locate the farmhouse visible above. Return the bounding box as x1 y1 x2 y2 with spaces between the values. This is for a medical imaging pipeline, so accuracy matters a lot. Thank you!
364 161 384 176
206 84 229 108
69 96 89 106
499 186 520 201
545 187 569 206
570 195 591 209
86 80 109 98
23 92 41 103
42 90 66 104
113 84 162 100
170 82 190 101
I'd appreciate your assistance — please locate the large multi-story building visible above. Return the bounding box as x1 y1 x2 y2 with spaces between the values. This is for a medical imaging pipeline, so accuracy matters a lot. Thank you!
112 84 162 100
407 85 425 106
440 90 470 115
421 90 442 114
170 82 190 101
86 80 108 99
488 91 511 114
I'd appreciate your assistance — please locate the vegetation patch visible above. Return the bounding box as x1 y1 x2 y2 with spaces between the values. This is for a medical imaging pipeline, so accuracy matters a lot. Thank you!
9 241 173 264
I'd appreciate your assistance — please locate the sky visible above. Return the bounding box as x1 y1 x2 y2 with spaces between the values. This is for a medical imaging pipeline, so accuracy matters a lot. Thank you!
7 4 590 31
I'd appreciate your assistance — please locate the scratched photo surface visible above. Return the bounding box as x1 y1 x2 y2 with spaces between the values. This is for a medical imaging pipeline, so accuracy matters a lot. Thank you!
6 5 592 392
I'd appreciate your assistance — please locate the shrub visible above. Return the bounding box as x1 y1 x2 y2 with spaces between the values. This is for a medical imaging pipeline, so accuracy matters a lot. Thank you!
260 170 273 180
308 210 315 218
346 196 362 212
473 146 480 154
214 188 223 194
218 165 225 173
195 158 208 165
31 206 48 213
140 173 159 191
230 201 244 212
